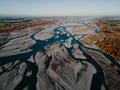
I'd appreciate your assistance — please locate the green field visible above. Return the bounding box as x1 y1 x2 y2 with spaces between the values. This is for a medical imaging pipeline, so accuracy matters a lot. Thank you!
0 19 30 27
0 23 6 27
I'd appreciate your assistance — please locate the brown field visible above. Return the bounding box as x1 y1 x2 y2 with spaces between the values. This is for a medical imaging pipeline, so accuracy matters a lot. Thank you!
96 20 120 61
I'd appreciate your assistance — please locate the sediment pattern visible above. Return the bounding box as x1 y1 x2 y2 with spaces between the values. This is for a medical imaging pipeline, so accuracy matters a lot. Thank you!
0 18 120 90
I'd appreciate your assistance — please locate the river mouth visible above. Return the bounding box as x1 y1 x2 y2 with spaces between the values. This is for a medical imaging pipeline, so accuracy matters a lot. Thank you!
0 17 120 90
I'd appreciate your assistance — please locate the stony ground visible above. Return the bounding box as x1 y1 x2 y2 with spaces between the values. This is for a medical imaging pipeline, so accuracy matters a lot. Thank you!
0 17 120 90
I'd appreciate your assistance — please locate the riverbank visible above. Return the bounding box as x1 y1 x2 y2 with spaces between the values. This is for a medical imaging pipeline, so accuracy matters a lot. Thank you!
0 19 57 46
96 19 120 61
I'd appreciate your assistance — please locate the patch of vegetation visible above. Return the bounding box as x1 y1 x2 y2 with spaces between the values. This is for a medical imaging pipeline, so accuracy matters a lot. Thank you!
97 37 120 61
114 28 120 32
96 19 120 61
0 18 31 27
0 23 6 27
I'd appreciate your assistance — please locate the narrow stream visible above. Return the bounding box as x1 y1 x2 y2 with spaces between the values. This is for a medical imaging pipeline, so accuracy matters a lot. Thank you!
0 20 119 90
